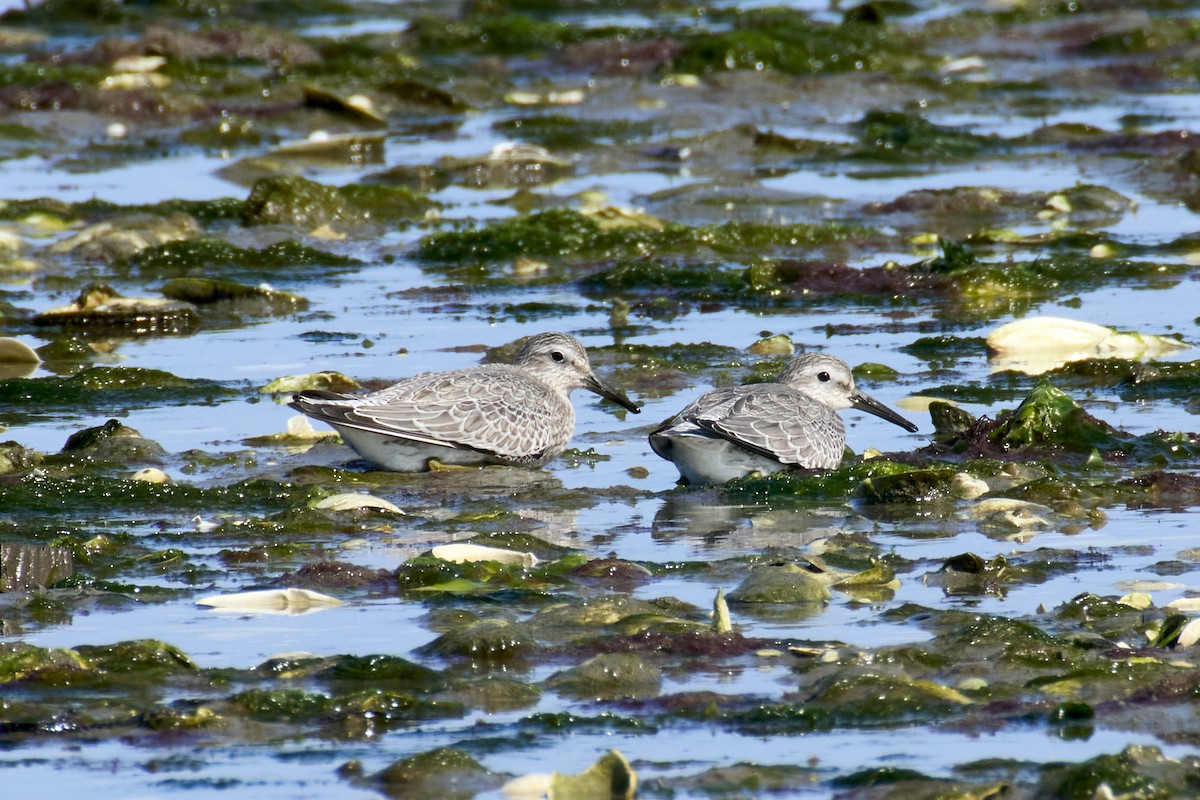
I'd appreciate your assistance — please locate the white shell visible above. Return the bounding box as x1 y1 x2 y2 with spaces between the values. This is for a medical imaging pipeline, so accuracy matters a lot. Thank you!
966 498 1052 521
1179 618 1200 648
196 587 343 614
287 414 337 439
131 467 169 484
1166 598 1200 613
1118 592 1153 610
987 316 1189 375
1115 580 1185 593
112 55 167 73
430 543 539 568
314 493 403 514
951 473 989 500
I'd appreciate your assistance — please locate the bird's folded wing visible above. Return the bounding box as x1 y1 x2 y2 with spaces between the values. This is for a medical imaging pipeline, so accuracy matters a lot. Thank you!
689 388 844 468
349 372 567 458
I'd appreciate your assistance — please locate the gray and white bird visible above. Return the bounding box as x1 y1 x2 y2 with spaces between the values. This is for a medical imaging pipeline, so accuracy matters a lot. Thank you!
649 352 917 485
290 332 639 471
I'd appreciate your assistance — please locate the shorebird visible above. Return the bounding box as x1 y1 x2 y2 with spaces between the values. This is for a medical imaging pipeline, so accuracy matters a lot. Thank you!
649 352 917 485
290 332 639 471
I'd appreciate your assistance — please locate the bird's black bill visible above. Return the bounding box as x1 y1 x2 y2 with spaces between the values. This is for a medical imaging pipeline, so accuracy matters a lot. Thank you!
851 391 918 432
586 375 641 413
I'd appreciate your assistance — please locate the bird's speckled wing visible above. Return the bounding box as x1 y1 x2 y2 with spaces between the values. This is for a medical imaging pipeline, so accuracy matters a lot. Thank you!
314 365 574 461
688 386 846 470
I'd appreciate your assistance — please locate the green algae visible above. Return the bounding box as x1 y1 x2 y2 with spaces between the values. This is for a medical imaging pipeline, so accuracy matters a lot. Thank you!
1039 746 1187 800
669 8 920 76
415 209 875 266
119 238 362 280
338 689 465 726
0 367 236 422
728 703 834 734
319 654 446 692
493 115 654 148
407 13 587 55
396 551 587 596
4 0 1200 794
76 197 246 225
233 687 463 725
724 459 920 500
0 642 92 684
369 747 499 798
161 277 308 313
74 639 197 675
2 0 359 25
805 673 972 725
726 562 831 604
0 474 305 516
545 652 663 701
418 618 536 662
992 382 1113 450
859 467 959 504
444 676 541 714
243 175 434 229
853 110 1004 162
666 762 821 795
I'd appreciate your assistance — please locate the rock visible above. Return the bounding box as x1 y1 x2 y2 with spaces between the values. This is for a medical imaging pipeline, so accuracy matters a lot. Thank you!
301 85 387 126
727 562 831 604
33 283 199 335
260 372 359 395
243 175 370 230
313 493 403 514
546 653 662 700
748 334 795 355
61 419 166 464
987 316 1189 375
0 441 41 475
160 277 307 315
45 213 201 262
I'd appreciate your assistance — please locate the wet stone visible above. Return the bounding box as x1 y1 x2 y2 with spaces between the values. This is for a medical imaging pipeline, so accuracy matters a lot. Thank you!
243 175 370 230
0 441 41 476
160 277 308 315
418 619 535 662
32 283 199 336
726 562 831 605
60 419 166 465
45 212 201 262
367 747 502 798
859 468 959 504
545 653 662 701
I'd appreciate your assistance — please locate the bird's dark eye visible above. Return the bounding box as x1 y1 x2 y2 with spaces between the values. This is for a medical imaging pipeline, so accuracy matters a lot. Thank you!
817 371 831 382
550 351 566 363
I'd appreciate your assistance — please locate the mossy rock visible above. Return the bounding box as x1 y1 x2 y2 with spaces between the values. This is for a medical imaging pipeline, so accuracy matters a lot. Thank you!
32 283 199 336
0 642 93 685
545 653 662 700
858 468 958 504
727 562 831 604
74 639 198 674
61 419 166 465
161 277 308 314
417 619 536 662
243 175 369 229
369 747 502 797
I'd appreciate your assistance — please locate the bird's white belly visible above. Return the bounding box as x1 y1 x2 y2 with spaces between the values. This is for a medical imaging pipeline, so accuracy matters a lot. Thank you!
655 430 787 485
334 425 492 471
